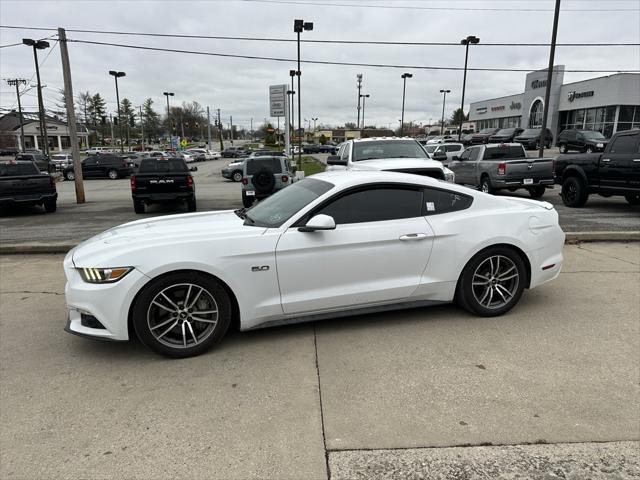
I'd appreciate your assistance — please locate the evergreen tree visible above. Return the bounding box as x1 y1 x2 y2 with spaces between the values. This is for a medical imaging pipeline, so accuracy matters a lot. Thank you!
142 98 160 143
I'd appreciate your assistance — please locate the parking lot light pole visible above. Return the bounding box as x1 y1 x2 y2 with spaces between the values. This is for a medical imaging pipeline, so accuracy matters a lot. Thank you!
108 70 126 152
294 19 313 169
458 35 480 141
439 89 451 135
289 70 296 144
400 73 413 137
6 79 27 151
163 92 174 145
356 74 363 128
361 94 370 130
539 0 561 158
23 39 50 157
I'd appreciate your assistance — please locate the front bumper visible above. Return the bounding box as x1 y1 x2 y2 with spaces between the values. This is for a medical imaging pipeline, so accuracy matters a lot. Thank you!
64 253 150 341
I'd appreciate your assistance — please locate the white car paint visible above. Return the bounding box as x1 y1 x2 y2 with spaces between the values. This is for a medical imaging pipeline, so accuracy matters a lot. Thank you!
64 171 564 346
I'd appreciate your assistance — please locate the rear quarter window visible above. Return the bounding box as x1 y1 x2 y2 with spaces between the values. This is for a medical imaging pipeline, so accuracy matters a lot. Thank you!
139 159 187 173
246 158 283 175
483 146 525 159
0 162 41 176
422 188 473 215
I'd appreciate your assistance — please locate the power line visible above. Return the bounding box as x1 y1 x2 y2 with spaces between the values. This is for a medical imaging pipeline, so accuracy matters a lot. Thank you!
0 26 637 47
240 0 640 11
0 42 22 49
66 38 640 74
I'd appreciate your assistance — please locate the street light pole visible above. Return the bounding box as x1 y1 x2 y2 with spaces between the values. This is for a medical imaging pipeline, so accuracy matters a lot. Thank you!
312 117 318 133
439 89 451 135
163 91 174 147
6 79 27 151
361 94 370 130
109 70 126 152
356 73 363 128
294 19 313 169
23 39 50 157
400 73 413 137
539 0 561 158
289 69 296 147
458 35 480 141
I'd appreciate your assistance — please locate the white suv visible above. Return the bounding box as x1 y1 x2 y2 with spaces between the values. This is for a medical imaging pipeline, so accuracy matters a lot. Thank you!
327 137 454 182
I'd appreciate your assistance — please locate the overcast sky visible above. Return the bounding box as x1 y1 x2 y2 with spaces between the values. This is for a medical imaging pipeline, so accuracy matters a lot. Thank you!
1 0 639 130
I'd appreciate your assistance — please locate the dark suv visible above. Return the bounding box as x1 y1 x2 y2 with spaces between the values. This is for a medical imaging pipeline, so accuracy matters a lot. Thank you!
557 129 608 154
470 128 500 144
488 127 524 144
514 128 554 150
63 154 133 180
15 152 51 172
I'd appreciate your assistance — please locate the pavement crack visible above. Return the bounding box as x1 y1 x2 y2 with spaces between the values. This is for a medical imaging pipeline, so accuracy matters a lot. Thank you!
313 323 331 480
576 244 640 266
3 290 64 296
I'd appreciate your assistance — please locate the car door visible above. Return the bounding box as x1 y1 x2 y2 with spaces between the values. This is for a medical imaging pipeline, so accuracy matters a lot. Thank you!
451 147 479 185
600 131 639 190
275 185 434 315
82 157 99 177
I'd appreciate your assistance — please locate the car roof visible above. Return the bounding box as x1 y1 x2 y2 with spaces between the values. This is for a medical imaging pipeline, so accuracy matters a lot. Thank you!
311 170 471 192
350 137 417 143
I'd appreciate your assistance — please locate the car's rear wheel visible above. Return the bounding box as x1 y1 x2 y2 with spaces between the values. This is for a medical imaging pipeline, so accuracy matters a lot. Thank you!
133 272 232 358
558 143 567 154
456 247 526 317
561 175 588 207
528 186 546 199
187 196 197 212
133 199 145 214
107 169 119 180
625 193 640 205
480 176 494 195
65 170 75 181
232 170 243 182
242 191 254 208
44 199 57 213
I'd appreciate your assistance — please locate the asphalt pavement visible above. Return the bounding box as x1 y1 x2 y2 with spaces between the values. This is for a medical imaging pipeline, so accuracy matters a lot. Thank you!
0 157 638 247
1 242 638 479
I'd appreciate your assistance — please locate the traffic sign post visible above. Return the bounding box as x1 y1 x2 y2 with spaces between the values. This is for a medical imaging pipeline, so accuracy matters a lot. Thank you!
270 84 288 152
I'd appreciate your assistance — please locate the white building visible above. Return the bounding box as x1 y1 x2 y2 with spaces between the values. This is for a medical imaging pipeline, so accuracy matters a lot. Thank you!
0 111 89 152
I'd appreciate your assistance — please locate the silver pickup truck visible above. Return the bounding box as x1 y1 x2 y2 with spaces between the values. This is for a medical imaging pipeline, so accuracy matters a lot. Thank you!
448 143 555 198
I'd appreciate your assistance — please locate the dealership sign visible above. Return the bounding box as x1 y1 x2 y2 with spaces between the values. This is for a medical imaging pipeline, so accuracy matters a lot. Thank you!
531 79 547 89
510 101 522 110
476 107 488 114
269 84 286 117
567 90 595 102
491 105 505 112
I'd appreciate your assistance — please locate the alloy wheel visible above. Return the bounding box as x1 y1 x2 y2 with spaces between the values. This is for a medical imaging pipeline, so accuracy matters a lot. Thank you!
471 255 520 310
147 283 219 349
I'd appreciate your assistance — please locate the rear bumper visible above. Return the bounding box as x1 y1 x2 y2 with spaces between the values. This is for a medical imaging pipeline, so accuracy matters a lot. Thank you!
133 192 194 202
0 192 57 207
493 178 555 188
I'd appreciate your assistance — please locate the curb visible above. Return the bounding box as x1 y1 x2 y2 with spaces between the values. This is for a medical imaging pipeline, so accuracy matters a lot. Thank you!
0 231 638 255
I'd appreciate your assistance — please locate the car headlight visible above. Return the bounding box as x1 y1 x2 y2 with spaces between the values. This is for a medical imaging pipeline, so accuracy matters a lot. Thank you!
444 168 455 182
78 267 132 283
596 143 603 148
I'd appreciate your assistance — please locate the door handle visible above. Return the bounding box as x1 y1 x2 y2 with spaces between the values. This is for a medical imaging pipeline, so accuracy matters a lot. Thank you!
399 233 428 241
601 158 610 162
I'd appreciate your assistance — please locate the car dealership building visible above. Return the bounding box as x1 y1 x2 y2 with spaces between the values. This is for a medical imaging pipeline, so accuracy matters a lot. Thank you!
468 66 640 141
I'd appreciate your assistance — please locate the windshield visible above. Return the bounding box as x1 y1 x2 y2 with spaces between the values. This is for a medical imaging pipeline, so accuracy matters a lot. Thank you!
353 140 428 161
52 155 67 160
138 158 187 173
244 178 333 228
0 162 41 176
521 129 541 136
496 128 515 135
424 145 438 154
479 128 496 134
582 131 606 140
246 157 283 174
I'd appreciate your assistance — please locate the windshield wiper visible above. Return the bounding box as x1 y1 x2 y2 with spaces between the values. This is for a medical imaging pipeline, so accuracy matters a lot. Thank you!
244 212 256 225
234 208 247 219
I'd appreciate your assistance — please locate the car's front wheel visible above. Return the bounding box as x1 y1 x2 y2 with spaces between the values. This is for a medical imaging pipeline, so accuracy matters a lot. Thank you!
585 146 594 154
107 169 119 180
456 247 526 317
561 175 588 207
558 143 567 154
65 170 75 181
133 272 232 358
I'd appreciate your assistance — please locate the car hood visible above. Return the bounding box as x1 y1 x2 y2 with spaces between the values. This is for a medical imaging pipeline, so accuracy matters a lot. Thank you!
348 158 444 171
72 210 264 267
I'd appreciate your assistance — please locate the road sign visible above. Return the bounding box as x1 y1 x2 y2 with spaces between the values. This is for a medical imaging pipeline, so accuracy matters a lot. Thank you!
269 84 286 117
180 138 188 148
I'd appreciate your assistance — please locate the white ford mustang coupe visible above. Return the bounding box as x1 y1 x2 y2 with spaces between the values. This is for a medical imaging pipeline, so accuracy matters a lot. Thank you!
64 171 564 357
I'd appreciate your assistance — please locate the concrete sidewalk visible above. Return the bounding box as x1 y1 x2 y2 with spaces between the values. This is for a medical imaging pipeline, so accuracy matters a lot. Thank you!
1 243 638 479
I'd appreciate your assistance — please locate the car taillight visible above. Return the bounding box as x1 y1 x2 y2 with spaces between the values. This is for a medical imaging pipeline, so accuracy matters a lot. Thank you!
497 162 506 176
186 175 193 187
281 175 289 183
241 178 248 185
130 175 136 192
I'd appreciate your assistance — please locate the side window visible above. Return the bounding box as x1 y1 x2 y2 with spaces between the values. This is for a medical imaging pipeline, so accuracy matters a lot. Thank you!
445 145 460 153
609 134 638 154
84 157 97 166
316 187 423 225
459 149 471 161
340 142 351 161
469 147 481 161
423 188 473 215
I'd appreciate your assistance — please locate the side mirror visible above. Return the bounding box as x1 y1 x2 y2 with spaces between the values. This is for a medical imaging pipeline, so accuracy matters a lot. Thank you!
190 166 198 171
433 152 447 161
327 155 347 166
451 155 460 161
298 214 336 232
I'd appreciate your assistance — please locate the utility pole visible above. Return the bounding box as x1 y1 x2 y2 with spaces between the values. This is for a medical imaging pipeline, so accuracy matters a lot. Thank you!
217 109 223 151
6 79 27 152
110 114 114 145
356 73 363 128
229 115 234 145
250 117 253 137
207 106 212 150
139 105 144 151
58 28 85 203
539 0 561 158
439 89 451 135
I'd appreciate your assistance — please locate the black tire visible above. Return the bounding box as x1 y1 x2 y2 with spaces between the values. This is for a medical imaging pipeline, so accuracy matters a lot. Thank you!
480 176 495 195
528 186 546 199
132 272 232 358
107 169 119 180
558 143 567 154
44 199 57 213
251 168 276 194
455 246 526 317
232 170 243 182
585 146 594 154
625 193 640 205
65 170 75 181
187 196 197 212
133 199 145 214
561 175 588 207
242 191 254 208
508 187 518 192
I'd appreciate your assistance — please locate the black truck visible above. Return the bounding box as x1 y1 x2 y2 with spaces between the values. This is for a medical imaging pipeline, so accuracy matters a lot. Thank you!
0 160 57 212
554 129 640 207
130 157 197 213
